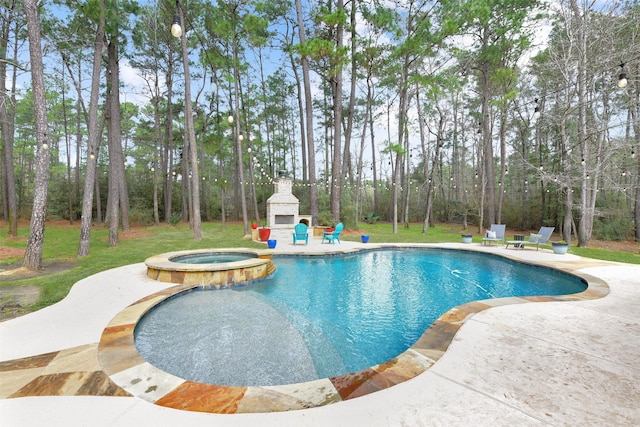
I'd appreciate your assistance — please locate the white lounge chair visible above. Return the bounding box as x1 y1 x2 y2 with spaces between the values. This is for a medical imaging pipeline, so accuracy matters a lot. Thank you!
506 226 555 251
481 224 506 246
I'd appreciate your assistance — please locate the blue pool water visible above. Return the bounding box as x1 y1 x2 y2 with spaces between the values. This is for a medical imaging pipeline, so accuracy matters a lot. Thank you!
134 249 586 387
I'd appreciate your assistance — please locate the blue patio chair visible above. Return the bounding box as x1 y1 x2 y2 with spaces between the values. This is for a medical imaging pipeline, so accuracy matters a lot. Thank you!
292 223 309 245
322 222 344 244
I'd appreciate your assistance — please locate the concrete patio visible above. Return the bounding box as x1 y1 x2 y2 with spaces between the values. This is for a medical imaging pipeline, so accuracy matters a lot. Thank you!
1 237 639 426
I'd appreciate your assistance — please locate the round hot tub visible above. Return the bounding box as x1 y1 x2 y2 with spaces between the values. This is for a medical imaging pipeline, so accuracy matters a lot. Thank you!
145 248 275 288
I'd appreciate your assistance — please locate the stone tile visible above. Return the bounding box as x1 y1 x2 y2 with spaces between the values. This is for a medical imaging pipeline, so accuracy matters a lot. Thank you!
155 381 246 413
412 320 460 356
246 378 341 412
0 367 43 398
107 298 164 327
109 362 185 403
371 349 433 381
330 368 391 400
43 344 100 375
0 351 57 372
10 371 128 397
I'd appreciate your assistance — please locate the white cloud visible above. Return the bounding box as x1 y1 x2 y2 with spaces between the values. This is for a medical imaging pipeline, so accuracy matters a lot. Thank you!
120 59 153 106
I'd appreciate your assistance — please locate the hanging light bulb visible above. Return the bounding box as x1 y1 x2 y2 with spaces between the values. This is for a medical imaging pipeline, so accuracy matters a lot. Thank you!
228 115 234 123
533 98 541 120
618 62 628 89
42 143 48 150
89 152 95 160
171 13 182 38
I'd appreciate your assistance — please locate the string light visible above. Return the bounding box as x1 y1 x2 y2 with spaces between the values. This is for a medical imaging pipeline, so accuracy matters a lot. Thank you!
617 62 628 88
171 11 182 38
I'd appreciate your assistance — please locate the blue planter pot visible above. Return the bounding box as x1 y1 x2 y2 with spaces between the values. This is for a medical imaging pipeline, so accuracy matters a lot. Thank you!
267 239 277 249
361 235 370 243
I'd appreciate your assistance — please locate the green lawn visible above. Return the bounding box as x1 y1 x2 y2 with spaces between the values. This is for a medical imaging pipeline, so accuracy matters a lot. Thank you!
1 221 638 313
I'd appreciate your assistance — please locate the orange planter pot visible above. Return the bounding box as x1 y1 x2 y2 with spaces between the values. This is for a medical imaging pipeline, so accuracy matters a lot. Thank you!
259 228 271 242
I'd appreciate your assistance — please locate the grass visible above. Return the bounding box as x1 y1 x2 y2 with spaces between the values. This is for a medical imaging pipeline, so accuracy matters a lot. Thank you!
1 221 638 313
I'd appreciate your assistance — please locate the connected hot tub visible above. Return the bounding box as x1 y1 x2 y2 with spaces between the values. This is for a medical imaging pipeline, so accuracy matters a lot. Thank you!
144 248 275 288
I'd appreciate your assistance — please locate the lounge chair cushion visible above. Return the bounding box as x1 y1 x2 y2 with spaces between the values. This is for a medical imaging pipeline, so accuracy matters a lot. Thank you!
529 233 542 244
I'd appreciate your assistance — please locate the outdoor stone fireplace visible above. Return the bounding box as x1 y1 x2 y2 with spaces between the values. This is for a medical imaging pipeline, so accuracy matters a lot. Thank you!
266 174 300 229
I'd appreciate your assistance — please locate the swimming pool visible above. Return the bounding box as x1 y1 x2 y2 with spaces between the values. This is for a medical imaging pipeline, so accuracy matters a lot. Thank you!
134 248 586 387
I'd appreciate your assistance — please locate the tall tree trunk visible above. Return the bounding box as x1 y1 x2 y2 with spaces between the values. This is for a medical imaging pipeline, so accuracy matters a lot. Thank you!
62 61 73 224
301 19 317 225
78 5 106 256
480 60 496 226
355 84 371 228
571 0 589 247
370 95 378 215
497 106 508 226
330 0 344 222
631 66 640 241
106 36 130 244
560 119 572 242
231 30 248 236
341 0 357 184
22 0 51 270
164 55 176 223
288 50 307 183
394 54 410 234
177 1 202 239
153 69 161 225
0 4 18 237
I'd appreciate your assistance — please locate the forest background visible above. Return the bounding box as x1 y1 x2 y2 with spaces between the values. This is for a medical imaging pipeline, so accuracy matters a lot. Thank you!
1 0 639 270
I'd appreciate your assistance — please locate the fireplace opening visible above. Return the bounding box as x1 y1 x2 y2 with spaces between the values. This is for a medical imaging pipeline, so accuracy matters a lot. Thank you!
274 215 295 225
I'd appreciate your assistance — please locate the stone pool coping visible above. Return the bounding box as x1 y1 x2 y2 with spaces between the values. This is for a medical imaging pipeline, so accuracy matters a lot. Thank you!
97 244 610 414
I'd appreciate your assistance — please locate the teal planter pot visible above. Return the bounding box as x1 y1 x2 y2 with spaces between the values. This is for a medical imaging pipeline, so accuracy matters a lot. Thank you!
552 243 569 254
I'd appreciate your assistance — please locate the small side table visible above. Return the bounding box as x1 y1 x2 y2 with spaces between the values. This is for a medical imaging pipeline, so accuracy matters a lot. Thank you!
513 234 525 248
